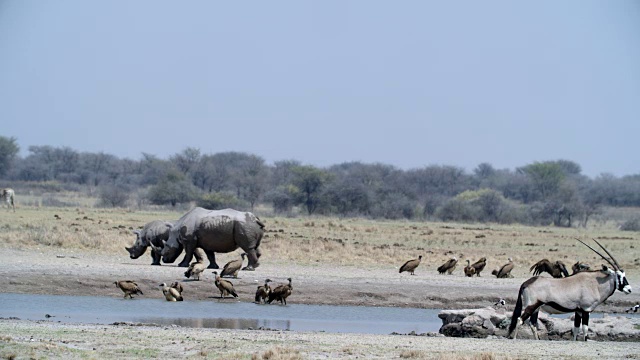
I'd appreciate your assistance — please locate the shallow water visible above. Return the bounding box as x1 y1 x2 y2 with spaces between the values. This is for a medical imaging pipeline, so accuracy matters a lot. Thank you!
0 293 442 334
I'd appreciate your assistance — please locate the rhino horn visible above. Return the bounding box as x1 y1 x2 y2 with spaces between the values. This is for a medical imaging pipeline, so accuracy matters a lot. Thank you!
149 243 162 253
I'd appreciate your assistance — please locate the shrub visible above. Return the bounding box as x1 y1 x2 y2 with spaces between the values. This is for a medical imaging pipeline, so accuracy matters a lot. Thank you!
620 218 640 231
198 192 247 210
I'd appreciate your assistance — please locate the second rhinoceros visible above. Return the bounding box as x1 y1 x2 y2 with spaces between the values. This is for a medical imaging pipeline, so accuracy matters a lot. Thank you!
161 207 265 270
126 220 174 265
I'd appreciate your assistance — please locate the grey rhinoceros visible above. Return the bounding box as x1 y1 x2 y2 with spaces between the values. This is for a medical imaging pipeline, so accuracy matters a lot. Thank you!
127 220 218 267
126 220 174 265
161 207 265 270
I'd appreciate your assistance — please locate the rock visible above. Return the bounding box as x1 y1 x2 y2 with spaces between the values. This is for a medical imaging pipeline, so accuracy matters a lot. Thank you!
438 307 640 341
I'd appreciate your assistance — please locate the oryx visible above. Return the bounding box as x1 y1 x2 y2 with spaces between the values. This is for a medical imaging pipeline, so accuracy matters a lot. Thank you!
1 188 15 212
508 239 631 341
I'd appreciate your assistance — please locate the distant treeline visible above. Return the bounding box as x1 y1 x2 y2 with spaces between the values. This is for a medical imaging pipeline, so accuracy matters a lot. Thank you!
1 136 639 229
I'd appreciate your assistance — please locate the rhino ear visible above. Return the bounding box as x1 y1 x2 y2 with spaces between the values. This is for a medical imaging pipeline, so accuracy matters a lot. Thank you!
179 225 188 237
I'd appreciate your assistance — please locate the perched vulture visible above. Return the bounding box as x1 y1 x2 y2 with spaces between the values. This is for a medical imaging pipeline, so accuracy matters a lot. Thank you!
220 253 247 278
399 255 422 275
184 261 206 280
463 259 476 277
572 261 591 274
471 257 487 277
529 259 569 278
212 271 238 298
171 281 184 294
492 258 514 278
437 257 458 275
255 279 272 304
159 283 183 301
268 278 293 305
114 280 143 299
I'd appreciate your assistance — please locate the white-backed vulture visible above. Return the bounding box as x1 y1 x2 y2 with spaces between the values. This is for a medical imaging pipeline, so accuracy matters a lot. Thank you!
255 278 272 304
268 278 293 305
492 258 514 278
159 283 183 301
184 261 206 280
572 261 591 274
463 259 476 277
529 259 569 278
171 281 184 294
399 255 422 275
437 257 458 275
212 271 238 298
220 253 247 278
471 257 487 276
114 280 143 299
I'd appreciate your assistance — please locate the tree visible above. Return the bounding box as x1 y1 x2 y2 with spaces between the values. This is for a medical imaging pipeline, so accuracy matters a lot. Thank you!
0 136 19 177
170 147 201 175
518 162 565 200
291 165 332 215
98 184 130 207
147 170 197 207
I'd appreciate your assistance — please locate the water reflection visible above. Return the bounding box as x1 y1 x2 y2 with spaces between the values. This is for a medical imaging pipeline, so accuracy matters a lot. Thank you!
135 317 291 330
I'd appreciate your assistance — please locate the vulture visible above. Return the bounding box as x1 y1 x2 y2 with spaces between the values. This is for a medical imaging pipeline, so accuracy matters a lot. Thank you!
268 278 293 305
492 258 514 278
572 261 591 274
471 257 487 276
255 279 272 304
171 281 184 295
114 280 143 299
463 259 476 277
184 260 206 280
212 271 238 298
159 283 183 301
220 253 247 278
399 255 422 275
437 257 458 275
529 259 569 278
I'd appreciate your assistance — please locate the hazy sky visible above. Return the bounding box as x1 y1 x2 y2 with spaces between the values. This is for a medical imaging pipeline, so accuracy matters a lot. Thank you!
1 1 639 177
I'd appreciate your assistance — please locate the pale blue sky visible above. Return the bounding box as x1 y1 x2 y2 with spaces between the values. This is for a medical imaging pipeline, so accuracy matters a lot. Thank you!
1 1 638 177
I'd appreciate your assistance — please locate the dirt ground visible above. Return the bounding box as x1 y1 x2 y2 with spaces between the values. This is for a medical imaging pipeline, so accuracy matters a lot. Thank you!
2 247 640 359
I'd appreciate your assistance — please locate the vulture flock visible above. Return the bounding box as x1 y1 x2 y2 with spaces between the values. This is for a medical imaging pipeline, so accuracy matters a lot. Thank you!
115 251 294 304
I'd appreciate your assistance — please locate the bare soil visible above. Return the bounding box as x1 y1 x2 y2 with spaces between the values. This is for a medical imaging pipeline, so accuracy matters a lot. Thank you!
2 247 640 359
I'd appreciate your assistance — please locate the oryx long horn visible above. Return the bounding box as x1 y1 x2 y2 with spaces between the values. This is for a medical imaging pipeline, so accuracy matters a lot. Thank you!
575 238 617 270
592 238 622 270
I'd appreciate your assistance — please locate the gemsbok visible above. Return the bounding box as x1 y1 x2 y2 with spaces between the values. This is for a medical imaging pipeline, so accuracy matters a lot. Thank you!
2 188 15 212
509 239 631 341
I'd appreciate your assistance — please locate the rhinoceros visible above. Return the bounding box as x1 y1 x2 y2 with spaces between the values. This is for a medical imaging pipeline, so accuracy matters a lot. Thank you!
161 207 265 270
126 220 217 267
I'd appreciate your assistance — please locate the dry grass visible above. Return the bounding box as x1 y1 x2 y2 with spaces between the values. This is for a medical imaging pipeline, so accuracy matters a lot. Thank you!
251 346 302 360
0 206 638 277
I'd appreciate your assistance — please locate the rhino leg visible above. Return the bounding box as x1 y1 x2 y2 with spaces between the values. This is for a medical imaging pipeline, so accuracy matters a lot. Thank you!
150 248 162 266
178 243 195 267
242 249 260 271
205 250 219 269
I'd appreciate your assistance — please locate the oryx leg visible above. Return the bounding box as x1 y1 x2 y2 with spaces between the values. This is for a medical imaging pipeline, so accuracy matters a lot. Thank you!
515 303 541 340
581 312 590 341
572 312 582 341
529 310 540 340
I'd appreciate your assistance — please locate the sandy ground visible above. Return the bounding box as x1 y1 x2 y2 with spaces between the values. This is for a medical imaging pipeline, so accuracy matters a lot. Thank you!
2 247 640 359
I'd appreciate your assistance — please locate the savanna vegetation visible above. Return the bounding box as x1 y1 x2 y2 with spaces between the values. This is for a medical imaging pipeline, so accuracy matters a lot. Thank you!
1 135 640 231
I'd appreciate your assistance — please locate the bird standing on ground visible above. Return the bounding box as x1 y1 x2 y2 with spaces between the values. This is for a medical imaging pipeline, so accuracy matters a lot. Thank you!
399 255 422 275
463 259 476 277
268 278 293 305
114 280 143 299
492 258 514 278
626 304 640 313
437 257 458 275
255 279 272 304
471 257 487 276
572 261 591 274
220 253 247 278
171 281 184 295
184 260 206 280
159 283 183 301
212 271 238 298
529 259 569 278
